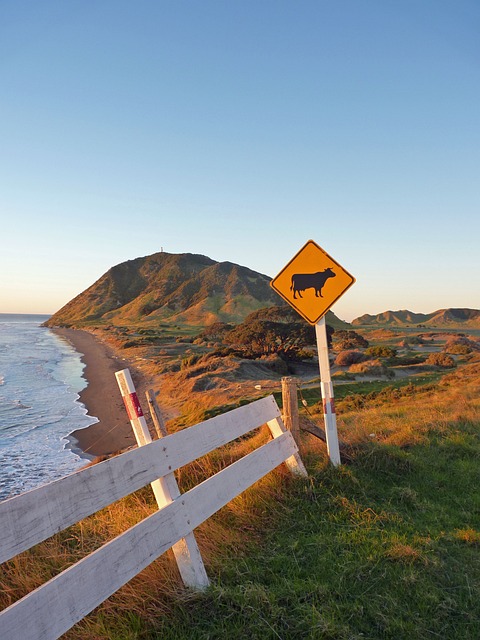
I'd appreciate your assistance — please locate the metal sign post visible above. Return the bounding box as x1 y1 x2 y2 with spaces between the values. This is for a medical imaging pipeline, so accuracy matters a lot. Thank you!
270 239 355 467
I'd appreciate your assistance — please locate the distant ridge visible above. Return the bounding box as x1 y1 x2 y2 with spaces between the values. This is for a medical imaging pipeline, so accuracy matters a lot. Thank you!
352 308 480 328
44 251 348 329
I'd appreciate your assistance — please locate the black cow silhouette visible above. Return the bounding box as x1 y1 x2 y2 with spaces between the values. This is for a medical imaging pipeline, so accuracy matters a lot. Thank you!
290 268 336 299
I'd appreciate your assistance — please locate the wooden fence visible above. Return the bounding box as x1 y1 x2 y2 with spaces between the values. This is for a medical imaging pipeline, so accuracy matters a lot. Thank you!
0 395 307 640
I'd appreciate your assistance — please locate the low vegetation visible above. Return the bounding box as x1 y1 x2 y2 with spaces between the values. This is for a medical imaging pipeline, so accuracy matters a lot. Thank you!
3 317 480 638
425 352 456 368
2 357 479 639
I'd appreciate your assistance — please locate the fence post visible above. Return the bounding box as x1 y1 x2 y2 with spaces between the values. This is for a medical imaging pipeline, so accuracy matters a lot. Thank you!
115 368 209 589
145 388 168 438
281 376 300 446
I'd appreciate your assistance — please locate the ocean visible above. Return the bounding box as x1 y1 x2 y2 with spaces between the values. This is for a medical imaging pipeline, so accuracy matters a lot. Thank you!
0 314 97 502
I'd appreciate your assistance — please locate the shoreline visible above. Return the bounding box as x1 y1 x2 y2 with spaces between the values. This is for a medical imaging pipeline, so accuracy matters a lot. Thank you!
51 328 145 458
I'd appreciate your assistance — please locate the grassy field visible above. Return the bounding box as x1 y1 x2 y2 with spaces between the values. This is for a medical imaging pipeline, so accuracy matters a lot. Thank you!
2 363 479 638
1 329 480 639
132 362 480 639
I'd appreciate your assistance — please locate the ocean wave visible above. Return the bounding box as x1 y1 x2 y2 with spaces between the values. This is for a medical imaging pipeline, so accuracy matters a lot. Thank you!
0 318 96 501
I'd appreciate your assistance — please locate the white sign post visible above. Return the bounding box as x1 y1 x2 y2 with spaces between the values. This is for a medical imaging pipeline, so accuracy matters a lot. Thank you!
315 316 341 466
270 240 355 467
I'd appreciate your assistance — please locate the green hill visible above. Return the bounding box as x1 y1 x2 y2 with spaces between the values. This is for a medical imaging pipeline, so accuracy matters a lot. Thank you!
45 251 349 329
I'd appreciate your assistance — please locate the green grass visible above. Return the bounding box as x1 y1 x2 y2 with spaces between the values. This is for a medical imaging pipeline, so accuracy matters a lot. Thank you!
175 430 477 639
274 373 443 409
76 413 480 640
5 329 479 639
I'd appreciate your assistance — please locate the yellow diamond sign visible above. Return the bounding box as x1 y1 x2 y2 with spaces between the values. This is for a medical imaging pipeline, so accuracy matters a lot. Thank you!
270 240 355 325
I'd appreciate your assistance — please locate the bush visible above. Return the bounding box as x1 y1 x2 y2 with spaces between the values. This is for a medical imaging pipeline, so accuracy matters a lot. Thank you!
403 336 425 345
425 353 456 368
332 330 369 352
181 354 202 369
338 393 366 411
334 350 367 366
224 319 316 359
365 346 397 359
349 359 395 379
446 344 472 355
444 337 480 354
210 347 239 358
295 348 314 360
394 354 428 366
197 322 235 343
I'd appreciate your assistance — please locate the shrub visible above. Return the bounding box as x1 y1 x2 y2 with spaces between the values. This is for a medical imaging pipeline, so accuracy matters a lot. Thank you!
446 344 472 355
295 348 314 360
335 350 367 366
332 330 369 352
338 393 366 411
224 319 316 359
197 322 235 343
425 353 456 368
444 337 480 354
365 346 397 359
210 347 239 358
404 335 425 345
349 359 395 379
181 354 201 369
394 354 428 366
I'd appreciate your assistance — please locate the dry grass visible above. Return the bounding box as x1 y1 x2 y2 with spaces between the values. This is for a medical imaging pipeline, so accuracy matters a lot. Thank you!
323 365 480 452
454 528 480 546
2 351 480 638
0 420 291 639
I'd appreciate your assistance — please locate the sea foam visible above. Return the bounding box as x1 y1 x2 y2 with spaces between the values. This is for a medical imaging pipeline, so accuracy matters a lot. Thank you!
0 315 97 501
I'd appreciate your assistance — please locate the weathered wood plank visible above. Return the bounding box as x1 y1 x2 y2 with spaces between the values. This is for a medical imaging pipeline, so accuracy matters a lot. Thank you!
0 395 281 563
0 432 296 640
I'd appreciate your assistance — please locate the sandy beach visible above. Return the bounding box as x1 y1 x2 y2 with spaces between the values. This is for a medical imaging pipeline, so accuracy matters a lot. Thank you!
52 328 147 458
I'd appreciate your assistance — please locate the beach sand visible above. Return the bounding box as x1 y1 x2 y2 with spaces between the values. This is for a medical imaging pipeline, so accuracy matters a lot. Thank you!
52 328 146 458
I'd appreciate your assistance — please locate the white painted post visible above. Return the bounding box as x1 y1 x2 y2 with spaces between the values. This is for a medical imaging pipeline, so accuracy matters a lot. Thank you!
315 316 341 466
266 415 308 477
115 368 210 589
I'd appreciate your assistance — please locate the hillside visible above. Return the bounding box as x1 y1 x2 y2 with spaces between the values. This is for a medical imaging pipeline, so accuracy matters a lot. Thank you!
352 308 480 328
44 250 349 329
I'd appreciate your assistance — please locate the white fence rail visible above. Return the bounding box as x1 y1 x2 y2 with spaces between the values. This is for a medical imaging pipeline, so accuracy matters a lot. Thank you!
0 395 306 640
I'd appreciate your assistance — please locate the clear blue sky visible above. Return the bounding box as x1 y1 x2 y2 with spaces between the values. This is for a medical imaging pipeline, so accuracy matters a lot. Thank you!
1 1 479 321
